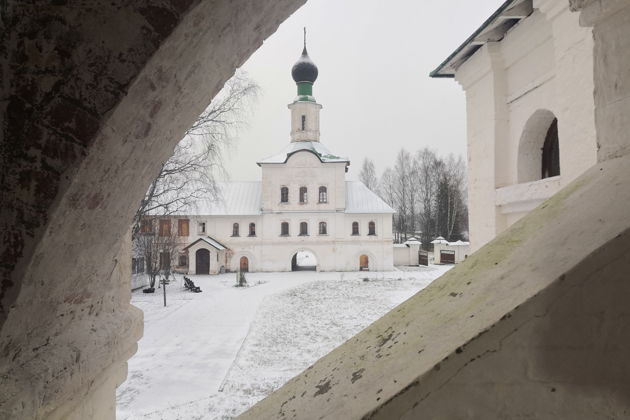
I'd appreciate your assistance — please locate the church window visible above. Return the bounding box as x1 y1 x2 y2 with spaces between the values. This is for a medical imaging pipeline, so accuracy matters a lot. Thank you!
232 223 240 237
299 187 308 204
318 186 327 203
198 221 206 234
178 219 189 237
541 118 560 179
249 223 256 237
299 222 308 236
140 218 153 234
159 219 171 236
178 253 188 267
352 221 359 236
281 186 289 203
368 221 376 236
319 222 327 235
281 222 290 236
301 115 306 131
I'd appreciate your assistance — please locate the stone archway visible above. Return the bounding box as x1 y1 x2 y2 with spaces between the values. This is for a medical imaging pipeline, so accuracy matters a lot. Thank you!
0 1 305 418
517 109 560 183
291 250 318 271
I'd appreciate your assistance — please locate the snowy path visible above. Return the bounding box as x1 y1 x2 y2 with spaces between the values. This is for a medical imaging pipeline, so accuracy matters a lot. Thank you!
117 267 452 419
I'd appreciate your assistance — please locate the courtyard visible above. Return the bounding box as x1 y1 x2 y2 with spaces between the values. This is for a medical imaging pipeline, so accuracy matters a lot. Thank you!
116 266 452 419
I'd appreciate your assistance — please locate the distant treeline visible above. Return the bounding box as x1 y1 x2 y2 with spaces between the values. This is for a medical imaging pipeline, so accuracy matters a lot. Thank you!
359 148 468 245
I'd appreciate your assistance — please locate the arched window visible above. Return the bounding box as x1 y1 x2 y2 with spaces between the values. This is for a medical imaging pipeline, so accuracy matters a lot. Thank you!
299 222 308 236
281 222 289 236
352 221 359 236
318 186 327 203
249 223 256 237
517 110 561 183
280 186 289 203
368 221 376 235
319 222 327 235
542 118 560 179
232 223 239 237
299 187 308 204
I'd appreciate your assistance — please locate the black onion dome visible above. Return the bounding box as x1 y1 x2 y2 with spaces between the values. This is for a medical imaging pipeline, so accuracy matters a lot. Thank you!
291 47 318 83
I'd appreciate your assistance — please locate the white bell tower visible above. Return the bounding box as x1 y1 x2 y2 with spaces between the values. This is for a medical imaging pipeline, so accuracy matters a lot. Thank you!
288 29 322 143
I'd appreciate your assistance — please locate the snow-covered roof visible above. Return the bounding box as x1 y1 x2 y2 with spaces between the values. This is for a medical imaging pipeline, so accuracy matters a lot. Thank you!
183 236 228 251
175 182 262 216
431 236 449 244
404 237 421 245
345 181 395 214
393 244 408 248
449 240 470 246
257 141 349 166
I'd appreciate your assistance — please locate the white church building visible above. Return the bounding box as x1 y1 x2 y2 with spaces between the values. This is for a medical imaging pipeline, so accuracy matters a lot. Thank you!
168 43 395 274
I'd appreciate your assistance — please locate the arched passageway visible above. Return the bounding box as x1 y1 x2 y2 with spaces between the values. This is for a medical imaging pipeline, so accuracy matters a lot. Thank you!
291 251 317 271
195 249 210 275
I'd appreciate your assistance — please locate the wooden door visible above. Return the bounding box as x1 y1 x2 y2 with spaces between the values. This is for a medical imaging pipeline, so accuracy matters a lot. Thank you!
240 256 249 272
360 255 369 271
419 251 429 266
195 249 210 274
440 250 455 264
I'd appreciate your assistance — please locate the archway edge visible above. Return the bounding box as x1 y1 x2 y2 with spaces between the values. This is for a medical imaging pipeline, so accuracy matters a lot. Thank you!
517 109 558 183
0 1 306 418
290 248 319 271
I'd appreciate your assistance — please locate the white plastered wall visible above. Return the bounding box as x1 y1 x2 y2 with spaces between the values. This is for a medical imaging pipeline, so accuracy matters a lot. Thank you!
456 2 596 252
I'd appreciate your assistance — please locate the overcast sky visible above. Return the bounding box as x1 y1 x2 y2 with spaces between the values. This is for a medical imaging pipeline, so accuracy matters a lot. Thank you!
221 0 504 181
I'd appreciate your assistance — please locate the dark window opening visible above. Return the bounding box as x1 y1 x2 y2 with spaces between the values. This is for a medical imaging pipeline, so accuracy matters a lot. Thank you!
178 254 188 267
281 186 289 203
301 115 306 131
232 223 240 237
352 221 359 236
542 118 560 179
299 222 308 236
319 222 327 235
368 221 376 236
299 187 308 204
249 223 256 237
281 222 290 236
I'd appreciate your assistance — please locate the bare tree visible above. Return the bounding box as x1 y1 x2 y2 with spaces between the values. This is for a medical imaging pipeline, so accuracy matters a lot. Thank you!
380 147 468 244
359 158 379 192
132 71 259 238
133 219 180 290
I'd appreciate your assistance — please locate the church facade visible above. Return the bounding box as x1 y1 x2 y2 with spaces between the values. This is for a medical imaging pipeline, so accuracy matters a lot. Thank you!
166 44 395 274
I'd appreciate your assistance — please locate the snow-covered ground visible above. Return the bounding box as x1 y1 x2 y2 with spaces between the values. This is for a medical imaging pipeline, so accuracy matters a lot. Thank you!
116 266 452 419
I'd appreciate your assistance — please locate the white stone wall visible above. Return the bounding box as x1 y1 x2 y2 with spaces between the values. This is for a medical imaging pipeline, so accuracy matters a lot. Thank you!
456 2 596 252
261 152 346 212
288 101 322 142
183 210 393 272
